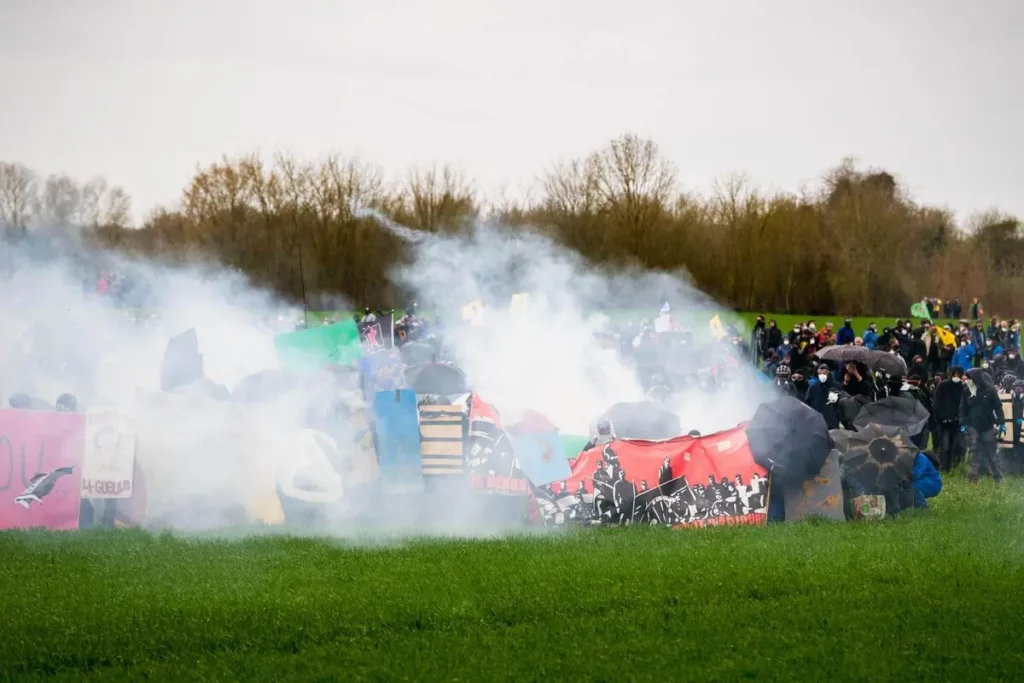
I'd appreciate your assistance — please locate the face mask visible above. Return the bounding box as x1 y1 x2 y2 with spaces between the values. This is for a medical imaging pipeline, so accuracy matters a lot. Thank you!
1011 354 1017 359
952 377 961 383
960 342 966 347
818 374 828 383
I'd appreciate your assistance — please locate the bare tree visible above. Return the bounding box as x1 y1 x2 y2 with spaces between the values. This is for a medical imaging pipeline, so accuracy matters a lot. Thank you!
402 164 476 233
38 173 83 227
0 162 38 231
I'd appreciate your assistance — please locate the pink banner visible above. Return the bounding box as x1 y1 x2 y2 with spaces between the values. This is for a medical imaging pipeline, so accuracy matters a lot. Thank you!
0 409 86 530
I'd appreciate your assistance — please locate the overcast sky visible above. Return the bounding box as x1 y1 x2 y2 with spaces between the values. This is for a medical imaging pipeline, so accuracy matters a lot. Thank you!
0 0 1021 224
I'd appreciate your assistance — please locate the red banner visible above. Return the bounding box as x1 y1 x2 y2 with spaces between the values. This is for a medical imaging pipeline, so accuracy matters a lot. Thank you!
0 409 86 530
539 425 768 528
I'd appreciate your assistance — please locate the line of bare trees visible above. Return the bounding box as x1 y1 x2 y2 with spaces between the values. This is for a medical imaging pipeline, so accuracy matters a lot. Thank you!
3 134 1022 316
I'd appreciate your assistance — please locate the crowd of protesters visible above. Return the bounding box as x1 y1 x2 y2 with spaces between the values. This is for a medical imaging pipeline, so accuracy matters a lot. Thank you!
749 313 1024 484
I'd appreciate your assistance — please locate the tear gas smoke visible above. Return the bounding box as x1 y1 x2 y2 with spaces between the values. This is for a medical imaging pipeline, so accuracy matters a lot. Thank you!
0 215 773 537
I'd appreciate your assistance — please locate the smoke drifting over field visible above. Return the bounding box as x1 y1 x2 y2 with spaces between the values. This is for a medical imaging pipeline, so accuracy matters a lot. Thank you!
0 219 772 535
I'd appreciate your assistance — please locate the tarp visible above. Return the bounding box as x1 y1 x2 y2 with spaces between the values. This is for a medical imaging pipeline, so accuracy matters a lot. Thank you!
0 409 85 530
273 320 362 372
541 425 768 528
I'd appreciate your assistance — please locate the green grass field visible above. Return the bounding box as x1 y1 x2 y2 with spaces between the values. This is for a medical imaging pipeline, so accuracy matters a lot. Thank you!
308 309 962 342
3 476 1023 681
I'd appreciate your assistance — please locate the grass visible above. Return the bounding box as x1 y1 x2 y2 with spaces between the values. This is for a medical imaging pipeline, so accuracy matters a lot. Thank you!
307 309 964 341
2 476 1024 681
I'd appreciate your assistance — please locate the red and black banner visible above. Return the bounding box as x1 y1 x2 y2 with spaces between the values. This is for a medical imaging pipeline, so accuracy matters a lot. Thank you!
538 425 768 528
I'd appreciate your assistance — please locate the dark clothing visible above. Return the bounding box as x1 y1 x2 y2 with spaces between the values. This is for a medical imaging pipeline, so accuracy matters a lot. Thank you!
968 427 1003 482
836 325 855 346
750 324 767 363
843 376 873 400
805 378 841 429
933 380 965 424
766 326 783 352
936 423 963 471
959 386 1003 433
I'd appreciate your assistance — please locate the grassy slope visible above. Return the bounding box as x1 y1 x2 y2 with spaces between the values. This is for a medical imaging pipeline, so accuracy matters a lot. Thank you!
2 477 1023 682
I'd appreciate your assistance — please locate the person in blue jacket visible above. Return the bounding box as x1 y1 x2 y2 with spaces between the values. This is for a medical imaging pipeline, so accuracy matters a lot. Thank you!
952 335 976 369
862 323 879 350
910 452 943 508
836 319 856 346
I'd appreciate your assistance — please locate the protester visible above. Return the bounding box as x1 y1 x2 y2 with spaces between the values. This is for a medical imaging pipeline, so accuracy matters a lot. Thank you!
836 319 855 346
862 323 879 350
932 367 966 471
805 363 841 429
910 451 943 508
959 369 1005 484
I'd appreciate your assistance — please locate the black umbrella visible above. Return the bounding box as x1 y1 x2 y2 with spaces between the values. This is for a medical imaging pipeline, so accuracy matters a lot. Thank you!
746 396 832 484
869 351 909 377
400 341 436 366
407 362 469 395
600 401 681 440
852 396 930 436
829 429 856 454
817 345 875 364
836 423 917 493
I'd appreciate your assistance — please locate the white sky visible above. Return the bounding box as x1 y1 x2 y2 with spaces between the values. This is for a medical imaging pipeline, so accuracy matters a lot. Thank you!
0 0 1021 224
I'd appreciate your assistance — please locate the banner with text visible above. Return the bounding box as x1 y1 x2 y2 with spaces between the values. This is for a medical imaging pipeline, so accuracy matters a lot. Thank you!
0 409 86 530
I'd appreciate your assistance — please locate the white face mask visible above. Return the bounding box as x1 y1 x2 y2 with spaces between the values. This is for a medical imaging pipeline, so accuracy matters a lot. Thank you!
818 374 828 383
1011 354 1017 359
952 377 961 383
960 342 966 347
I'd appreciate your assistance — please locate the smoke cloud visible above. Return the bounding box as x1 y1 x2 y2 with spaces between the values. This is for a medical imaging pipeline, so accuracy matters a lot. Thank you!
0 216 773 537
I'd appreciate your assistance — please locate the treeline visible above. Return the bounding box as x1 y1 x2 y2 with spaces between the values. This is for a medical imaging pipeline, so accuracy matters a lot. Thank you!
2 134 1022 316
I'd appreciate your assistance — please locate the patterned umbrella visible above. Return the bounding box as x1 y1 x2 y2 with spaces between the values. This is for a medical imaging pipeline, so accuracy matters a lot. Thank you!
836 423 917 493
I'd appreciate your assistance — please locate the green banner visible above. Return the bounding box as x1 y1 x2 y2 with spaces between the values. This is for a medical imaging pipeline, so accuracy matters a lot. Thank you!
273 321 362 372
910 302 930 319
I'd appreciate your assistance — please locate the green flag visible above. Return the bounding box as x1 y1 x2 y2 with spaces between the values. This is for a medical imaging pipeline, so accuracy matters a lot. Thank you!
273 321 362 372
559 434 590 459
910 302 929 319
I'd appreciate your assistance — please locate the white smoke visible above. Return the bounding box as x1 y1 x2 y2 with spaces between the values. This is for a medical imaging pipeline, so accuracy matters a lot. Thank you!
375 214 773 436
0 215 773 537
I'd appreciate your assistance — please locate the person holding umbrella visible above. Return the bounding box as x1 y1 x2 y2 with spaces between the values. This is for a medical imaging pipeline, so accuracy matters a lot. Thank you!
959 368 1005 484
